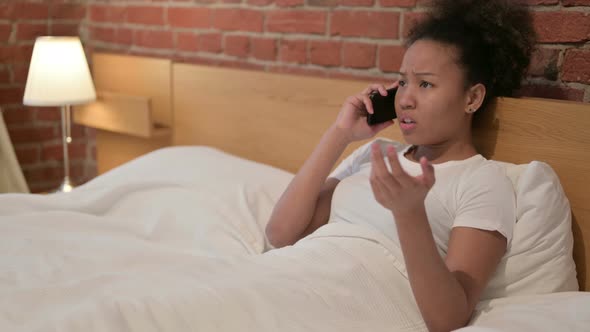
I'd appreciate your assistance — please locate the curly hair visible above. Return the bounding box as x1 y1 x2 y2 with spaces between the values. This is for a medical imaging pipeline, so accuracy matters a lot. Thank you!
406 0 537 112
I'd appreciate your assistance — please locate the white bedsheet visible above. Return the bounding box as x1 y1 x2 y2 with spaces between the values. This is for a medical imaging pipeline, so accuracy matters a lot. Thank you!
1 146 588 332
460 291 590 332
0 147 426 332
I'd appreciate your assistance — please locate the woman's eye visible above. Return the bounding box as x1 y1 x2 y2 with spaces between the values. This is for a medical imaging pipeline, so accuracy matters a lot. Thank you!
398 80 407 87
420 81 433 88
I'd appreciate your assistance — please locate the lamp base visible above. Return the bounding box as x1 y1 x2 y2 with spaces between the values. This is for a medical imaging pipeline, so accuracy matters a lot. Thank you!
55 176 75 193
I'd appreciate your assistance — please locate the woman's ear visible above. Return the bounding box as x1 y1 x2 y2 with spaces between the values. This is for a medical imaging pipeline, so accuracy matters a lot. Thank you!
465 83 486 114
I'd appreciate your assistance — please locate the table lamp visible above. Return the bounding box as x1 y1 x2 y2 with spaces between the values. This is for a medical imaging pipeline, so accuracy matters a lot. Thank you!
23 36 96 192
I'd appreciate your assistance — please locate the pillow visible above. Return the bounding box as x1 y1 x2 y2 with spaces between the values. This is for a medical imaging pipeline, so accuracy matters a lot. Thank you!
482 161 579 300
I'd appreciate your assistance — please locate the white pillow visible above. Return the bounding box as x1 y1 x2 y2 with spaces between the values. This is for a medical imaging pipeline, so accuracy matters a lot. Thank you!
482 161 579 300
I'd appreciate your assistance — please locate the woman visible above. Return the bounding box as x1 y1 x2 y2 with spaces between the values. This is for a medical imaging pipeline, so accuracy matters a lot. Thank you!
266 0 536 331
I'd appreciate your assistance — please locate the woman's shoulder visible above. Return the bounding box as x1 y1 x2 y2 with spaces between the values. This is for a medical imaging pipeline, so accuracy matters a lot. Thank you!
460 158 516 192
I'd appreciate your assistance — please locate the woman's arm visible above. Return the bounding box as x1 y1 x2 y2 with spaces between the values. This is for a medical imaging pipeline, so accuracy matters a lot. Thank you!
266 83 397 248
265 125 349 248
370 144 507 332
396 214 506 332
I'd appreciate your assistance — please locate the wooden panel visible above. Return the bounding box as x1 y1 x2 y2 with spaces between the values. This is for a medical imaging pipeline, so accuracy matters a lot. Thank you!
173 63 401 173
474 97 590 213
172 63 590 291
96 130 171 174
91 53 172 127
74 91 166 138
572 208 589 291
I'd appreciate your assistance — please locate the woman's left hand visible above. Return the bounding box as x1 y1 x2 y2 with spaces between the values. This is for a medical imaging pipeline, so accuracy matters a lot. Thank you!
370 143 436 220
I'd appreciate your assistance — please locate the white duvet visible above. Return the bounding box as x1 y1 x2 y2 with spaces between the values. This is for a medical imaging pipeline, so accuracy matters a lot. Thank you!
0 147 588 332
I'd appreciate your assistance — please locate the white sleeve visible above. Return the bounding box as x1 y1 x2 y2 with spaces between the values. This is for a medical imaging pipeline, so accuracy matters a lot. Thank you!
453 163 517 244
328 138 407 180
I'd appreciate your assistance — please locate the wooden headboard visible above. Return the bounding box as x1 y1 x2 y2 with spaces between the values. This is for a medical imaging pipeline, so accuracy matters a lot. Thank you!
78 53 590 291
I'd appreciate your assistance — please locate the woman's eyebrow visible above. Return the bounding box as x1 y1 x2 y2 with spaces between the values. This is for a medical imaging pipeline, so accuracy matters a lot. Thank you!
399 71 437 77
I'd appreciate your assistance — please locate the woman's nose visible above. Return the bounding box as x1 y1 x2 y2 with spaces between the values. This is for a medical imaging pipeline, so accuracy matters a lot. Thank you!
397 87 416 110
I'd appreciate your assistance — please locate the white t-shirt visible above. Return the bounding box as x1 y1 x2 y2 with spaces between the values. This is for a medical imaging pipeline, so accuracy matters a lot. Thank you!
328 138 516 257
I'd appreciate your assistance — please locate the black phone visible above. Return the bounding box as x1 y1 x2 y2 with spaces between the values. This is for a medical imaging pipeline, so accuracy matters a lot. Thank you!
367 87 397 126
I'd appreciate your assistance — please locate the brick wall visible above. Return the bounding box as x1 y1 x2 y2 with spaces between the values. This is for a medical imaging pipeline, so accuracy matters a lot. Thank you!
83 0 590 101
0 0 96 193
2 0 590 192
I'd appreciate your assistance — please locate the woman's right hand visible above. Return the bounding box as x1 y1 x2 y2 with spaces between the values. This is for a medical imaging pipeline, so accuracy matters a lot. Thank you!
335 82 398 142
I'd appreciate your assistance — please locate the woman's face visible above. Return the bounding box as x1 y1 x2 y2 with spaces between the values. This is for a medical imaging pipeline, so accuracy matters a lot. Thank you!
396 39 473 147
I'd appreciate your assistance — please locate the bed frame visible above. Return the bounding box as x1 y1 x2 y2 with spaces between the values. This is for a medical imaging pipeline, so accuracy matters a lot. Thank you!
75 53 590 292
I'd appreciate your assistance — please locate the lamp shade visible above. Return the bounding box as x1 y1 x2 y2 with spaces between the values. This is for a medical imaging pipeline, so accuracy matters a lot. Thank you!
23 36 96 106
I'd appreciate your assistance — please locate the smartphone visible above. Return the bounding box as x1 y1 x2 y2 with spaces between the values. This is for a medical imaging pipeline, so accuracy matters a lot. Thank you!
367 87 397 126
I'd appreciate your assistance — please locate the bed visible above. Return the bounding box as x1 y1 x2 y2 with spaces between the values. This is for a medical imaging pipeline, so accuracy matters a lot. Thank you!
0 53 589 331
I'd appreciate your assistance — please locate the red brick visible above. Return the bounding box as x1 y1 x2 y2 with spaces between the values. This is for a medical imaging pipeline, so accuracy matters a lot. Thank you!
69 124 88 139
308 0 339 6
279 39 307 64
0 66 9 83
341 0 375 5
514 0 559 4
225 35 250 58
50 3 86 20
29 182 60 194
89 26 115 43
251 37 277 61
134 30 174 49
402 11 427 39
562 49 590 84
276 0 305 6
267 10 327 34
528 48 560 80
331 11 399 38
89 5 126 24
378 45 405 73
199 33 222 53
14 146 39 165
0 3 11 19
35 107 61 121
516 84 585 102
116 28 133 45
168 7 211 28
213 9 264 32
380 0 417 7
0 45 33 63
126 6 165 26
533 12 590 43
309 40 341 66
342 42 376 68
8 126 58 144
0 23 11 43
51 23 79 36
177 32 199 52
42 142 87 161
1 108 35 124
11 63 29 85
23 166 64 184
0 87 23 105
248 0 275 5
562 0 590 5
16 23 49 41
13 2 49 20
